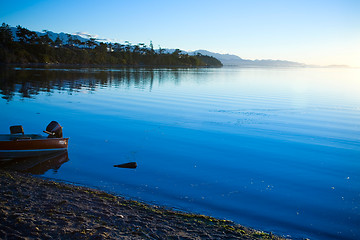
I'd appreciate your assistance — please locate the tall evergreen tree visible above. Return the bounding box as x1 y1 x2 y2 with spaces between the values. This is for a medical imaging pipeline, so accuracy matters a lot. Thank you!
0 23 13 45
16 25 38 44
54 36 63 47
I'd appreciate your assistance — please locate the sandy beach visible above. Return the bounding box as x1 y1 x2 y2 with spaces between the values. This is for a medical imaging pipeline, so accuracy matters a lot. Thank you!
0 169 286 239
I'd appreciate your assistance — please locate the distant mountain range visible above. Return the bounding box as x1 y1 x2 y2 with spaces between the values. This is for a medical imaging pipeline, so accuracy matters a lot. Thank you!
9 27 310 67
152 49 308 67
189 50 307 67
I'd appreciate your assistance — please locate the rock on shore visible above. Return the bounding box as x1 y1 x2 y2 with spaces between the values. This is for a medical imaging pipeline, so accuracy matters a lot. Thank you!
0 169 286 239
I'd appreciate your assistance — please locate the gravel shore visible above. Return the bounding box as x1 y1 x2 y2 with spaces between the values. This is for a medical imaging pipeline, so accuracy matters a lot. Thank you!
0 169 287 239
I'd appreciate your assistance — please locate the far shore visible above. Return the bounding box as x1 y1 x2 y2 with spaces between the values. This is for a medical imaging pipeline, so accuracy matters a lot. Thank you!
1 62 353 70
0 62 223 69
0 169 287 239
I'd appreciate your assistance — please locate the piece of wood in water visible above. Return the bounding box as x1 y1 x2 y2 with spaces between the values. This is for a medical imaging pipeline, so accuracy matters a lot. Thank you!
114 162 137 169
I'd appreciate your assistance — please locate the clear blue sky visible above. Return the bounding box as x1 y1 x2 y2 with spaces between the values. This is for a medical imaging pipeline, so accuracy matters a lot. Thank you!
1 0 359 66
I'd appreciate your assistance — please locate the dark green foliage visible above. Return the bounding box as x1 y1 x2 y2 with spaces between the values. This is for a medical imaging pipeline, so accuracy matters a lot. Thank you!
0 23 13 45
16 25 39 44
0 23 223 67
195 53 223 67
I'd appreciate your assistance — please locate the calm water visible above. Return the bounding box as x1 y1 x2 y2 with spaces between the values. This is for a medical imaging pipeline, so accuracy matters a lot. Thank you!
1 66 359 239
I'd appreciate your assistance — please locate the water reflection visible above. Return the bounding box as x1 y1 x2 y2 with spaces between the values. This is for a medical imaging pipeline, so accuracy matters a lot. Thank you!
2 66 359 239
0 151 69 175
0 66 190 101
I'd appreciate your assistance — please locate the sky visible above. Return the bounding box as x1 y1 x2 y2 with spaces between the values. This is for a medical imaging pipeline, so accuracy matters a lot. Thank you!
1 0 359 67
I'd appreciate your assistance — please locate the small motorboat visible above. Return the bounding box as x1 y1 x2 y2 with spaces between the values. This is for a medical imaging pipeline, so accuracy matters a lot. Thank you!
0 121 69 161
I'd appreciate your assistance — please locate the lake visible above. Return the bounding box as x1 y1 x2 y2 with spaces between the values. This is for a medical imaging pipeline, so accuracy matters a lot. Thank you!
1 66 359 240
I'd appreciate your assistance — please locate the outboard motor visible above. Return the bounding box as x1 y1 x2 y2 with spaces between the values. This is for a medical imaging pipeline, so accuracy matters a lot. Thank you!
44 121 63 138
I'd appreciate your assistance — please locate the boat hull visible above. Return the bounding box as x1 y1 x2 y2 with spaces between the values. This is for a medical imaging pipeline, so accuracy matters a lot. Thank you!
0 137 69 161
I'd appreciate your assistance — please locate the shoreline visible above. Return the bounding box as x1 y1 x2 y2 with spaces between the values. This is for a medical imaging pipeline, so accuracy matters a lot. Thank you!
0 62 223 69
2 62 351 70
0 169 287 239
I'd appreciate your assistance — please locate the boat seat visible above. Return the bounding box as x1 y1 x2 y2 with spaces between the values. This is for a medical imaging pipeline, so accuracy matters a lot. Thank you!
10 125 24 135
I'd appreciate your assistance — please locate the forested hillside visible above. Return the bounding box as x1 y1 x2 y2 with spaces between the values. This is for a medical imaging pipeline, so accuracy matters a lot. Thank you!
0 23 222 67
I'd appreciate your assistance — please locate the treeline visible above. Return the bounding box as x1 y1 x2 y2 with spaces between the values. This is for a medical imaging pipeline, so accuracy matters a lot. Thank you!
0 23 222 67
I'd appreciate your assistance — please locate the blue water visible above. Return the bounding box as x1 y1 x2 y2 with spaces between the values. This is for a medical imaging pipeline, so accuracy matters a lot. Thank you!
1 67 359 239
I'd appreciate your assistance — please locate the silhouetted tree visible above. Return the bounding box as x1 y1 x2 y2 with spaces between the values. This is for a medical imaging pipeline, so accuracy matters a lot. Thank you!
158 45 164 55
16 25 38 44
66 34 75 47
86 38 97 49
40 31 54 46
54 36 63 47
149 41 154 54
0 23 13 45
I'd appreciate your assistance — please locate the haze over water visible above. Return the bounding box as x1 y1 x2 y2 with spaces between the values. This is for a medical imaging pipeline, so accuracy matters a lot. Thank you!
1 66 360 240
